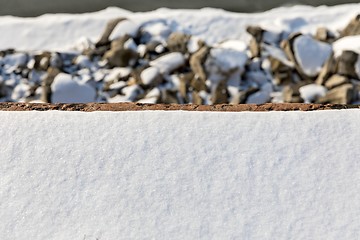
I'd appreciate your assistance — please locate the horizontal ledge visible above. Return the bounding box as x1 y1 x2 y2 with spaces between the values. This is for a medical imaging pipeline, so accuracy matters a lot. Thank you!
0 103 359 112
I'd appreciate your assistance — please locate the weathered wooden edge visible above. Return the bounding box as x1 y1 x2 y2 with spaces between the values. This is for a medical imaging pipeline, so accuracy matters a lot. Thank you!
0 102 359 112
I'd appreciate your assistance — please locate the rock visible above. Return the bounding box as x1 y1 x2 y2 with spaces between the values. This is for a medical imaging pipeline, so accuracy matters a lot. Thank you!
337 51 359 79
108 19 139 42
246 82 272 104
33 52 51 71
75 37 95 52
282 81 314 103
41 67 61 103
3 53 29 69
249 37 260 58
104 67 132 83
140 67 161 86
211 80 228 104
187 36 204 54
324 75 349 89
139 20 172 44
121 85 144 102
51 73 96 103
218 39 248 52
246 26 263 43
332 35 360 57
315 53 337 85
299 84 327 103
190 46 210 81
341 14 360 37
159 89 179 104
74 55 93 69
96 17 127 46
11 82 31 101
167 32 190 54
149 52 185 74
103 38 138 68
263 44 294 68
207 47 248 73
292 35 332 77
178 72 193 100
315 27 335 43
317 84 355 104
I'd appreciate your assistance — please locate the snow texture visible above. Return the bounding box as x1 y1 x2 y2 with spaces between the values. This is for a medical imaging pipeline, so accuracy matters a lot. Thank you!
1 4 360 51
332 35 360 57
1 110 360 239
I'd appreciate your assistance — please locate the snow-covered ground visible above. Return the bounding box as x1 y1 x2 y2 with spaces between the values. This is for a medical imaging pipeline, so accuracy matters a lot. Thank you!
0 4 359 51
1 110 360 239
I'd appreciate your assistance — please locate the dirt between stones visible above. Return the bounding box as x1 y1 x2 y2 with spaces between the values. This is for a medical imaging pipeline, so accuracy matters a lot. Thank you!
0 103 359 112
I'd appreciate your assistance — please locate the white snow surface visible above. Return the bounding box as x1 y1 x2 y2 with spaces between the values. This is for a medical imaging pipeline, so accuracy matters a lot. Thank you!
1 110 360 239
1 4 360 51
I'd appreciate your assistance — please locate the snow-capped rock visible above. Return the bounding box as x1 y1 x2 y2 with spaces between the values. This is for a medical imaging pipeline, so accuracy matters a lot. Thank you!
109 20 140 41
299 84 327 103
141 67 161 86
51 73 96 103
149 52 185 74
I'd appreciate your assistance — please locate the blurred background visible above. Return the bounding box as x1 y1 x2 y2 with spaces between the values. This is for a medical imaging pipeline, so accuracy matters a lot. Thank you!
0 0 357 17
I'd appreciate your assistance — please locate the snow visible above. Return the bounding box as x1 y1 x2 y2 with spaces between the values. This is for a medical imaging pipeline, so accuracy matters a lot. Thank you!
109 20 140 41
293 35 332 77
1 110 360 239
332 35 360 57
1 4 360 51
51 73 97 103
299 84 328 103
149 52 185 74
140 67 160 85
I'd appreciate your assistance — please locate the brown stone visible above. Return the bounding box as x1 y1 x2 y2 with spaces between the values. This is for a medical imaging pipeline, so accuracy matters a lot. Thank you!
211 81 228 104
190 75 207 92
160 90 179 104
192 91 203 105
317 84 355 104
315 27 335 43
189 46 210 81
282 80 314 103
167 32 190 53
340 14 360 37
246 26 263 43
336 51 358 79
324 75 349 89
281 32 309 79
103 48 138 67
96 18 127 47
41 67 61 103
249 37 260 58
33 52 51 71
103 36 138 67
315 54 337 85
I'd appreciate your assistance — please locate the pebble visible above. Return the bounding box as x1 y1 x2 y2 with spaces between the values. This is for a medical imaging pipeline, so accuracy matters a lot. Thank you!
1 15 360 105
